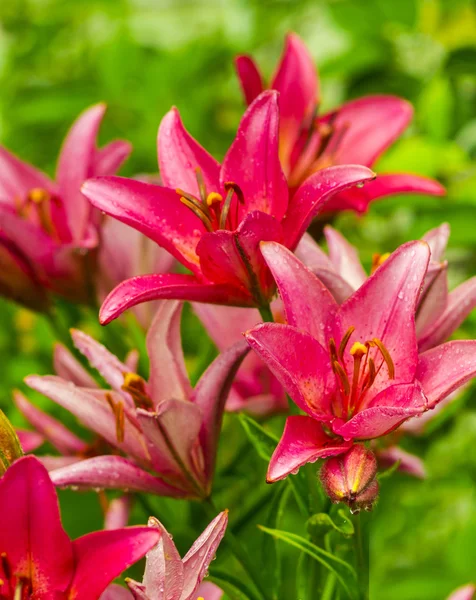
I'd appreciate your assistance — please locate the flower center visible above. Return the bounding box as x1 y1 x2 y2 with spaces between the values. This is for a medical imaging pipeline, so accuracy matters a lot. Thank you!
0 551 32 599
328 327 395 420
15 187 63 241
177 168 244 232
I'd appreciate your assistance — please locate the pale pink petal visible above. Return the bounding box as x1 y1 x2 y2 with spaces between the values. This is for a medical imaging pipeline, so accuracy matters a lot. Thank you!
69 526 159 600
446 584 476 600
244 323 335 420
53 343 98 388
181 511 228 600
221 91 288 221
267 416 352 482
234 55 264 105
283 165 375 250
100 584 134 599
0 145 56 203
104 496 132 530
158 108 220 196
192 304 261 351
195 582 223 600
93 140 132 177
39 456 83 471
377 446 426 479
415 266 449 340
422 222 450 262
323 226 366 289
16 428 44 452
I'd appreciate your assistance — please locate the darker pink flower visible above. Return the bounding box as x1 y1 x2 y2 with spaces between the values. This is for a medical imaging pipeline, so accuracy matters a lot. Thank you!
235 33 445 213
0 104 131 308
245 241 476 482
0 455 158 600
81 91 375 324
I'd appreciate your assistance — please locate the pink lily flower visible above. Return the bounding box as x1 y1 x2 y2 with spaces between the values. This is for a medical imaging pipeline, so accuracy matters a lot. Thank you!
0 104 131 307
446 585 476 600
244 240 476 482
23 300 248 498
123 511 227 600
0 455 159 600
235 33 445 213
81 91 375 324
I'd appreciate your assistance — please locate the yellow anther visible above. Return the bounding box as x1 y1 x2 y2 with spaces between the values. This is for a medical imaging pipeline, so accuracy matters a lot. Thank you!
123 372 145 389
27 187 50 204
206 192 223 206
122 372 153 409
350 342 368 358
371 252 390 274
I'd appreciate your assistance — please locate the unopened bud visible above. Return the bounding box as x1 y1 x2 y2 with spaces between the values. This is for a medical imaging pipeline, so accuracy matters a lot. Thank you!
319 445 379 514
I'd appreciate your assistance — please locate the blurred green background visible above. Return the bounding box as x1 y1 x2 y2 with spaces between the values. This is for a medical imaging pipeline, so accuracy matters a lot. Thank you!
0 0 475 598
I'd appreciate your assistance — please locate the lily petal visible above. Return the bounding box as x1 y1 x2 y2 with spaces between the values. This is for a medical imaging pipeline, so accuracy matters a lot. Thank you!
16 428 44 452
100 584 134 599
104 496 133 530
446 584 476 600
415 265 449 341
377 446 426 479
221 91 288 221
267 416 352 482
416 341 476 408
93 140 132 177
234 55 264 105
244 323 336 420
53 343 98 388
323 226 367 289
158 108 220 196
0 145 56 203
283 165 375 250
422 222 450 262
69 526 159 600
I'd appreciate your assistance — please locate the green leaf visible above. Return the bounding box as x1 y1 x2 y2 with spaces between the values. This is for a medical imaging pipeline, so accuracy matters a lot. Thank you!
208 569 262 600
307 509 355 539
0 408 23 474
238 413 279 462
258 526 358 599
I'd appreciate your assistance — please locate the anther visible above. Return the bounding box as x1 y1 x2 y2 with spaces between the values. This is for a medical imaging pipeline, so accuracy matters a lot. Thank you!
219 187 235 230
329 338 338 363
122 373 153 409
371 252 390 274
27 188 50 204
333 361 350 397
105 393 125 444
179 196 213 232
338 326 355 358
371 338 395 379
1 553 10 580
194 168 207 204
224 182 245 205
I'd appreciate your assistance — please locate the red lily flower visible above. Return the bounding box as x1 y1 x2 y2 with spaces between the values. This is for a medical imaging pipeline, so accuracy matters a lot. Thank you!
235 33 445 212
81 92 375 324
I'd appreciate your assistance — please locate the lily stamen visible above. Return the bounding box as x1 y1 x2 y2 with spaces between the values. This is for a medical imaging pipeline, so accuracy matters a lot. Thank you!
194 167 207 204
338 326 355 359
179 196 214 232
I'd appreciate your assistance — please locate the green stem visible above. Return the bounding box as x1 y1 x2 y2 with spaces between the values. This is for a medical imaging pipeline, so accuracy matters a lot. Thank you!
204 497 271 600
353 512 370 600
258 304 274 323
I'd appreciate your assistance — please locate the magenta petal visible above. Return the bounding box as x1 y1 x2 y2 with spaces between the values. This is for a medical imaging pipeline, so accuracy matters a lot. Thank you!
14 390 87 455
53 343 98 388
418 277 476 352
283 165 376 250
147 300 193 404
270 33 318 168
181 511 228 600
158 107 220 196
333 383 428 440
99 273 253 325
244 323 335 420
267 416 352 482
93 140 132 177
221 91 288 221
0 456 74 595
194 340 250 484
234 55 264 105
82 176 204 272
70 526 159 600
416 341 476 408
260 241 338 345
323 226 367 289
0 145 57 203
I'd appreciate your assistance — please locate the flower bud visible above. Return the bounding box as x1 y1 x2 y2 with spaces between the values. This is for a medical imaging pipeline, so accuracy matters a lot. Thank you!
319 445 379 514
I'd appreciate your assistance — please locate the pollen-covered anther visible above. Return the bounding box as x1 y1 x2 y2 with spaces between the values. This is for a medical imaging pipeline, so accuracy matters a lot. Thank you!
105 393 125 444
206 192 223 207
122 372 153 409
349 341 368 358
27 187 50 204
371 252 390 274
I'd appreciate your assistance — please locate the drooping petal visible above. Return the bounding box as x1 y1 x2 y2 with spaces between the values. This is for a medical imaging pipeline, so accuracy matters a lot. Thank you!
234 55 264 105
104 496 132 530
267 416 352 482
377 446 426 479
158 108 220 196
260 241 338 345
53 343 98 388
181 511 228 600
82 177 204 272
50 455 187 496
0 456 74 595
69 526 159 600
99 273 254 325
221 91 288 221
333 383 428 440
283 165 375 250
147 300 193 405
323 226 367 289
0 145 56 204
270 33 318 169
422 222 450 262
418 277 476 352
193 340 250 485
93 140 132 177
416 341 476 408
244 323 336 420
14 390 87 455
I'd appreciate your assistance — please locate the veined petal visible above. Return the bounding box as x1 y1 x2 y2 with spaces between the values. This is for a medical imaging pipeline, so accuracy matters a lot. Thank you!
69 526 159 600
0 456 74 595
234 55 264 105
147 301 193 405
416 341 476 408
418 277 476 352
221 91 288 221
14 390 87 455
0 145 57 203
53 343 98 388
244 323 336 419
99 273 254 325
93 140 132 177
267 416 352 483
283 165 375 250
50 455 187 496
82 177 204 272
260 241 338 345
422 222 450 262
319 96 413 167
323 226 367 289
270 33 318 169
158 108 220 196
333 383 428 440
181 511 228 600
